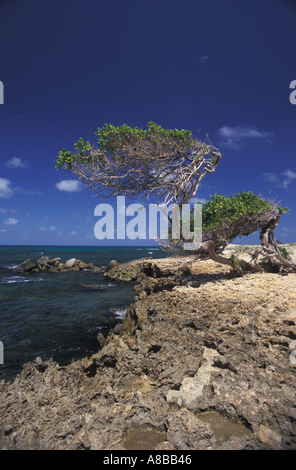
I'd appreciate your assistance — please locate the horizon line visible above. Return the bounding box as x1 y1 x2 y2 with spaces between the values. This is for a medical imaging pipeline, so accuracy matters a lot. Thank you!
0 244 162 248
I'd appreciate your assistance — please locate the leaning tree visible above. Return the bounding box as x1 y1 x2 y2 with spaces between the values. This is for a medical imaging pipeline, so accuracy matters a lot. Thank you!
56 122 222 207
56 122 295 274
186 192 295 274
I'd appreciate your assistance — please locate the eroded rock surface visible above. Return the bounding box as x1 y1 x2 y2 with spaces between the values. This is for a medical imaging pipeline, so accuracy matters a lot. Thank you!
1 247 296 450
13 257 102 274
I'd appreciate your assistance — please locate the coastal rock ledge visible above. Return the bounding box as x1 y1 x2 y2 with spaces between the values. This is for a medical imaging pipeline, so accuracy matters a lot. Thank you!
1 252 296 450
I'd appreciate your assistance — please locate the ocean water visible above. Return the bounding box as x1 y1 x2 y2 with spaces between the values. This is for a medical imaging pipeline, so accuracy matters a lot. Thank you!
0 245 166 382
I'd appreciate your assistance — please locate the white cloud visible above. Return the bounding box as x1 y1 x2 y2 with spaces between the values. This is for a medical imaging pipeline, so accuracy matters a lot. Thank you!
262 172 279 184
0 208 7 214
217 125 273 149
6 157 29 169
262 169 296 189
4 218 18 225
0 178 14 198
189 197 207 205
56 180 83 192
281 169 296 189
0 229 6 232
39 226 56 232
71 231 77 236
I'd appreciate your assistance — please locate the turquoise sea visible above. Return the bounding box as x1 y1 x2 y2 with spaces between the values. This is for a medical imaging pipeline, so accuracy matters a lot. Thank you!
0 245 166 382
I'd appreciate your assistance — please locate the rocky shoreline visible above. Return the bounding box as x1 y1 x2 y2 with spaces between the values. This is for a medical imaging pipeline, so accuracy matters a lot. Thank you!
13 256 102 274
1 244 296 450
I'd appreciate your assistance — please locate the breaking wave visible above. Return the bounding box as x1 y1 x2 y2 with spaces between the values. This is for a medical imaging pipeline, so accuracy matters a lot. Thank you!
0 276 45 284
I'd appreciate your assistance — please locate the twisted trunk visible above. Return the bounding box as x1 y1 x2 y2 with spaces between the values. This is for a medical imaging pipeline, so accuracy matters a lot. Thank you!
206 241 234 268
257 215 296 273
200 214 296 274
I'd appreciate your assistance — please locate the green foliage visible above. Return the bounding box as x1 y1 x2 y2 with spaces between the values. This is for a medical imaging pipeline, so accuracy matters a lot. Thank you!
261 245 291 264
277 206 290 215
56 138 97 170
56 122 195 170
177 191 290 252
167 191 290 249
279 246 290 260
201 192 270 232
96 121 193 153
199 192 288 234
230 254 247 270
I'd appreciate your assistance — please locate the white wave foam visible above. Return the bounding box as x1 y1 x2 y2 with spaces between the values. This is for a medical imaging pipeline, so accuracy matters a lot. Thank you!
1 264 18 269
1 276 45 284
109 307 127 318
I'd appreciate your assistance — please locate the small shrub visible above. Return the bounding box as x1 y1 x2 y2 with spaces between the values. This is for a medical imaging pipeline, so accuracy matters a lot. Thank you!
122 314 137 336
230 254 247 270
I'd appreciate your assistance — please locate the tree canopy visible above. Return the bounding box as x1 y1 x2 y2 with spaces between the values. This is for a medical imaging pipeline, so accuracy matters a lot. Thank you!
56 122 222 207
201 192 287 247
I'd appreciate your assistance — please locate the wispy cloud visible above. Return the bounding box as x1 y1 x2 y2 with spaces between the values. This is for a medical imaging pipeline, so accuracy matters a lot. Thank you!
14 187 43 196
39 226 56 232
262 172 279 184
4 218 18 225
71 231 77 236
281 227 289 237
56 180 83 192
199 56 210 68
0 178 40 199
5 157 29 169
281 169 296 188
217 125 274 149
262 169 296 189
0 178 14 198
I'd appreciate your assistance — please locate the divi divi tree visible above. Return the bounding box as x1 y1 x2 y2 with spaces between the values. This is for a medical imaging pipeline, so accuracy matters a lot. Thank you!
56 122 295 274
195 192 295 274
56 122 222 207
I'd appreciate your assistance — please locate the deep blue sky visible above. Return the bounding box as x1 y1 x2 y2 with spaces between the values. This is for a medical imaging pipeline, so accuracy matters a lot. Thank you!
0 0 295 246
